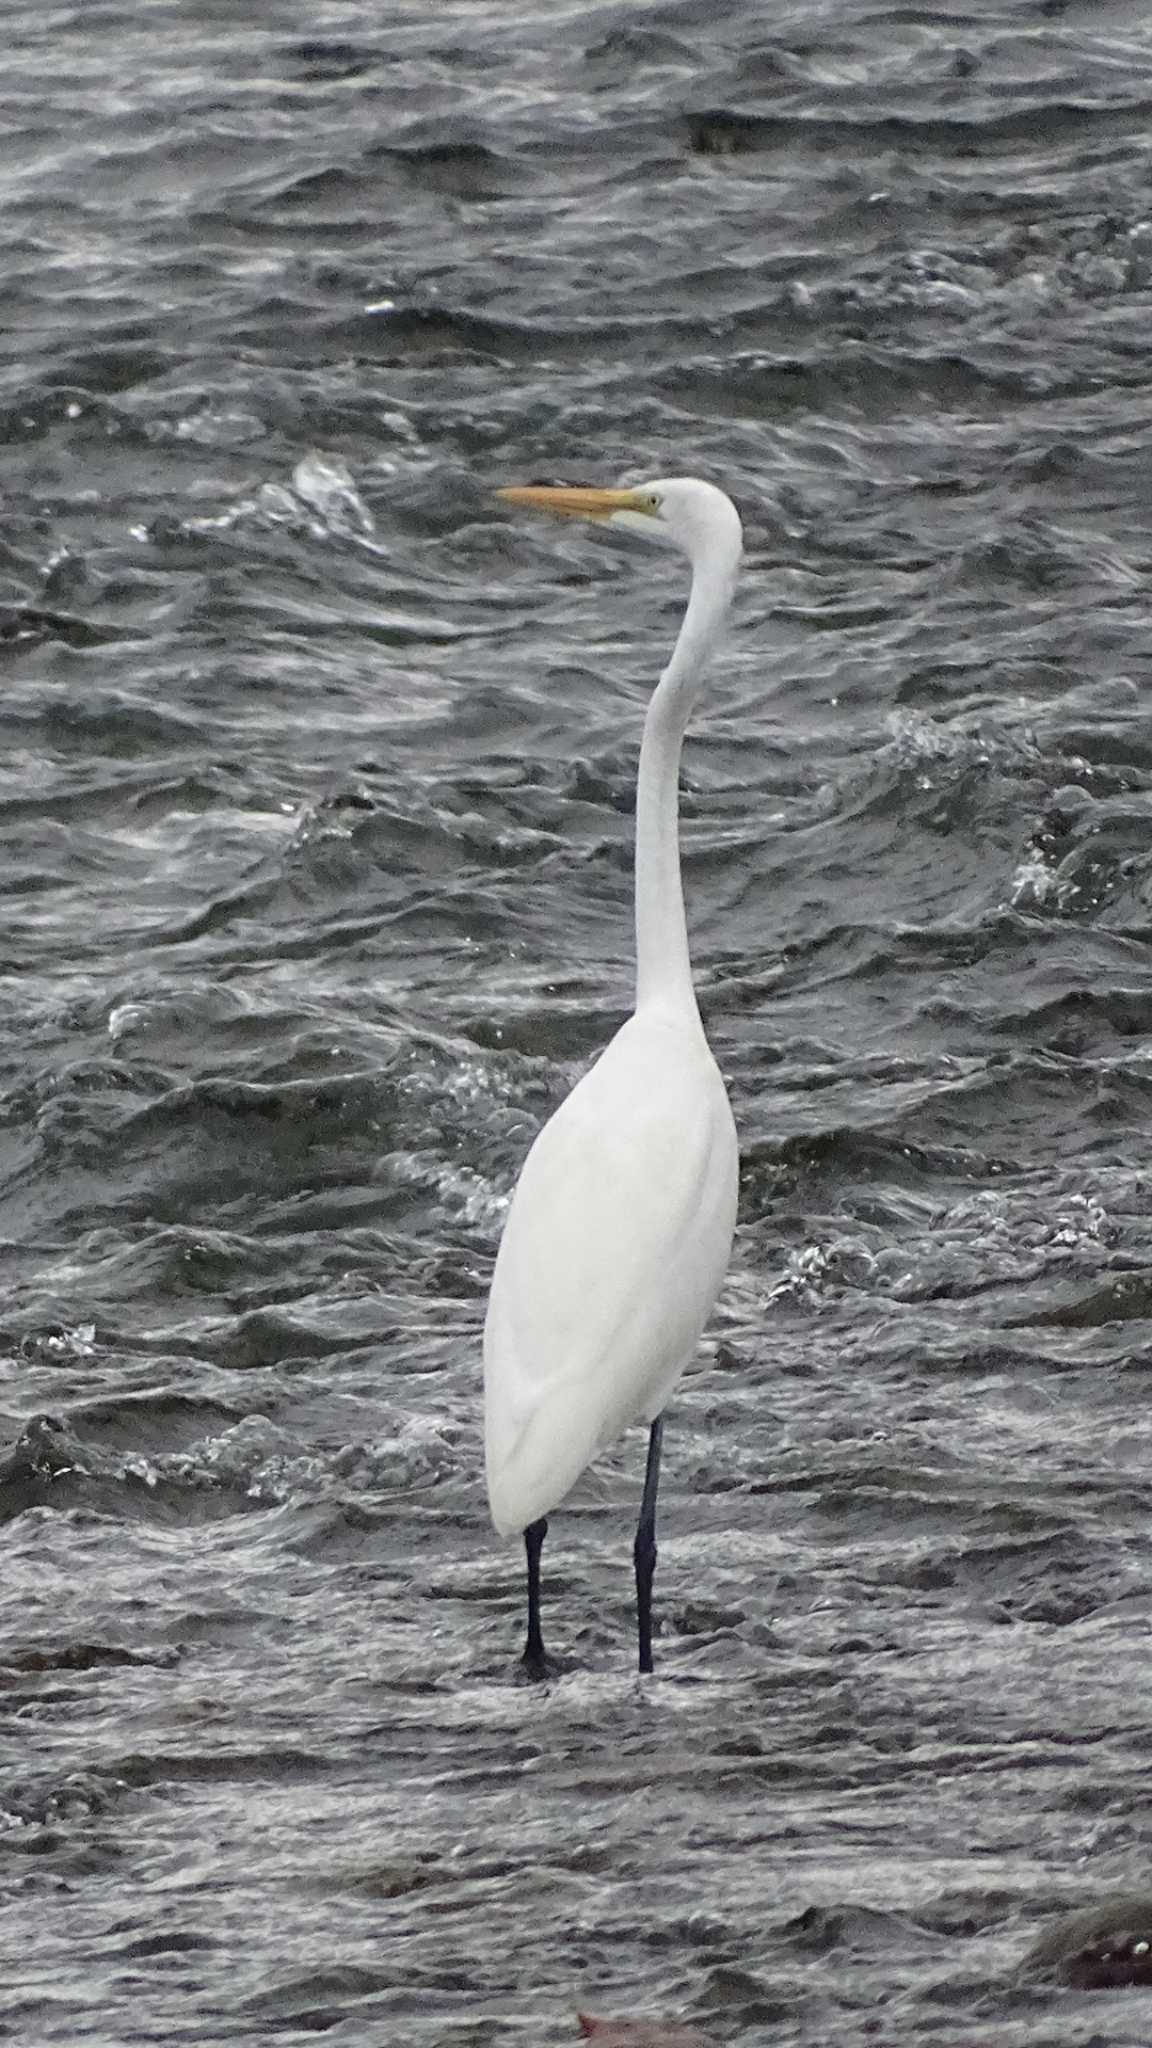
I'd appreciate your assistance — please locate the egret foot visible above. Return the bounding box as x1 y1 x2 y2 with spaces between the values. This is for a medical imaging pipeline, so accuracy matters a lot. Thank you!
517 1642 554 1684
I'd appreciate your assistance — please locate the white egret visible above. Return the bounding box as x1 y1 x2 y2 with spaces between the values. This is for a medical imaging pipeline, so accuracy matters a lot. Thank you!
484 478 742 1676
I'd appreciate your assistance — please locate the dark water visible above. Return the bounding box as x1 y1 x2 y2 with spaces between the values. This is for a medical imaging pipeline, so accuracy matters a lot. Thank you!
4 1 1152 2041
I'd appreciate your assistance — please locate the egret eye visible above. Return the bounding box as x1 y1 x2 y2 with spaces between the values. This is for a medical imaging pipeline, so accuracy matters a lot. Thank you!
645 492 662 513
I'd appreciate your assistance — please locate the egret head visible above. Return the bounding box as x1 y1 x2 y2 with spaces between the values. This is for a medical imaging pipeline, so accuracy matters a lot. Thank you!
497 476 742 569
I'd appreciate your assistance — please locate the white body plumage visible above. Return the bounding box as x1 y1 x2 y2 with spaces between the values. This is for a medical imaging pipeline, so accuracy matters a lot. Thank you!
485 1009 737 1534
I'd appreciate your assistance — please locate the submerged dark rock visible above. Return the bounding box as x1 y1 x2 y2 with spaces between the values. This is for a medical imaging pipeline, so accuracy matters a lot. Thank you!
1025 1893 1152 1989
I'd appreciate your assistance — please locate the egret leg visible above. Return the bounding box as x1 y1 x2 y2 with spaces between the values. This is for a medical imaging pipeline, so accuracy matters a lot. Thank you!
521 1516 549 1679
634 1415 664 1675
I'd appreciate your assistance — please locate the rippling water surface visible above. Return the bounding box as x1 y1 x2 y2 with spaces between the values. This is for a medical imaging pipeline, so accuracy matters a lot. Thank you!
6 2 1152 2042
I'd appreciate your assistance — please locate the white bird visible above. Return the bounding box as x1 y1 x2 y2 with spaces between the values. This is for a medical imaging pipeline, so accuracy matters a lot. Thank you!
484 478 742 1677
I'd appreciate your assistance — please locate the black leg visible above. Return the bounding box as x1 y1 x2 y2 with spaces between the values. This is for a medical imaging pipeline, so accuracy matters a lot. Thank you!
521 1516 549 1679
634 1415 664 1675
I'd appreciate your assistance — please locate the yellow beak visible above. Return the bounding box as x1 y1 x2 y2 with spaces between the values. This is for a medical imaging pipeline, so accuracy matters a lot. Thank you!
496 485 653 522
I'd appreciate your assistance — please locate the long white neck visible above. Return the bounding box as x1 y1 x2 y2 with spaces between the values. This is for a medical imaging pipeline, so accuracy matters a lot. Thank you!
634 540 738 1018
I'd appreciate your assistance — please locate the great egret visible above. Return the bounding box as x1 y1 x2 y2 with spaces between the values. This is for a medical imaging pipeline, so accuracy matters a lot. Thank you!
484 478 742 1677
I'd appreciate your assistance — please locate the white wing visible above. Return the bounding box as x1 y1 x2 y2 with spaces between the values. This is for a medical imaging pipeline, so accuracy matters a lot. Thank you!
484 1011 738 1535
